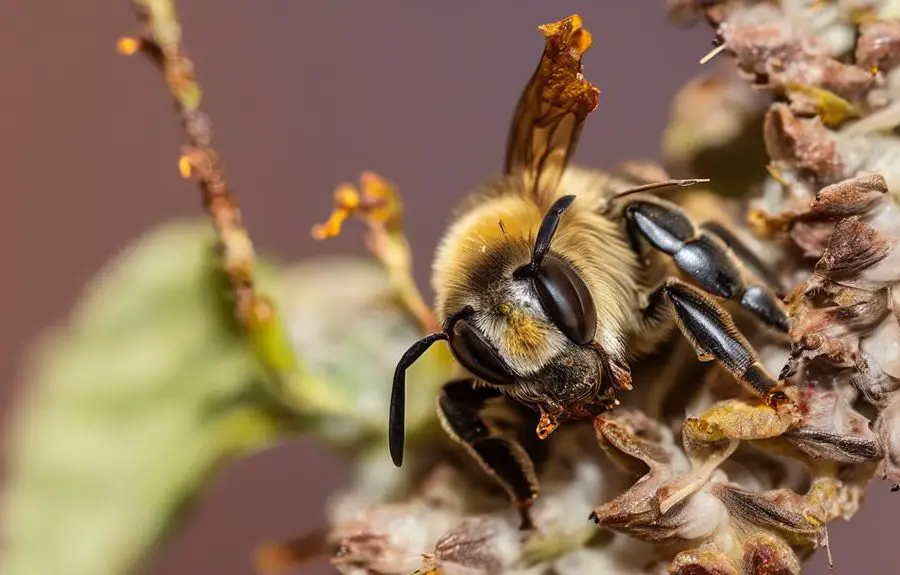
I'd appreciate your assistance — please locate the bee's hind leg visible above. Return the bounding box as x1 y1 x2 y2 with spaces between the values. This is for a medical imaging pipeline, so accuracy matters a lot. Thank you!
699 220 786 298
640 280 799 453
623 196 790 334
642 278 785 399
437 379 540 530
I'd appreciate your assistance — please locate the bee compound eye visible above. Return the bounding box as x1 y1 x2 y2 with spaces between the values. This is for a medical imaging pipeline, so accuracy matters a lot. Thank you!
448 319 516 386
532 255 597 346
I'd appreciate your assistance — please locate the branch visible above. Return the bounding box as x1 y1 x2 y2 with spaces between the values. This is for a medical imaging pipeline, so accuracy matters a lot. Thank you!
120 0 295 376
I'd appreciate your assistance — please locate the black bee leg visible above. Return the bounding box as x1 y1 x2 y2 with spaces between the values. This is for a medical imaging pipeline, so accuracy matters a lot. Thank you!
647 279 781 397
699 220 785 297
623 197 789 333
437 379 540 530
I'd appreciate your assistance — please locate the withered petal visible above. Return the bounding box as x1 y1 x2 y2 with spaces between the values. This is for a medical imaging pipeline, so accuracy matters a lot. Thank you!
816 216 892 281
684 399 797 444
594 410 683 476
788 389 881 463
709 483 826 544
783 427 882 464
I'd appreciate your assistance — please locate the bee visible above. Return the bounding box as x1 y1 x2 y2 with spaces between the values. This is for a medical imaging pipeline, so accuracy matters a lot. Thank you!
389 15 790 528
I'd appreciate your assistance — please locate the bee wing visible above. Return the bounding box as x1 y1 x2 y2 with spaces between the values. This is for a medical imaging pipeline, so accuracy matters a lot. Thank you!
504 15 600 207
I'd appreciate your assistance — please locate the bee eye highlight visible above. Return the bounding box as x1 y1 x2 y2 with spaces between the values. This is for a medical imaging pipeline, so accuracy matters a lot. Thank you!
532 255 597 345
448 319 516 386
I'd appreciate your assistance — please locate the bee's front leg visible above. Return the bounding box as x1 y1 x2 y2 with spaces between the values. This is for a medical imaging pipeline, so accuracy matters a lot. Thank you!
623 196 790 334
437 379 540 530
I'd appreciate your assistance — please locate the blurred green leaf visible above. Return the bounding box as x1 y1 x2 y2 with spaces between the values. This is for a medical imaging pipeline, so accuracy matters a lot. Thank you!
0 220 281 575
0 219 452 575
275 257 452 449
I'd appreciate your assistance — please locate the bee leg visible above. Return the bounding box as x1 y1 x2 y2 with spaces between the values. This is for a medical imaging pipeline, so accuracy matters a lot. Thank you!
623 197 789 333
437 379 540 530
699 220 785 298
646 279 784 398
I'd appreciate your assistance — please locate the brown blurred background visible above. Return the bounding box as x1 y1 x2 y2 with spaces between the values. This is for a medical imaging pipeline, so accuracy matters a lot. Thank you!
0 1 894 574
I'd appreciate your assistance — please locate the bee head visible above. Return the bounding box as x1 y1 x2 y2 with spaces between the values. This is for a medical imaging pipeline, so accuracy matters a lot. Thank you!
511 194 597 346
389 195 600 467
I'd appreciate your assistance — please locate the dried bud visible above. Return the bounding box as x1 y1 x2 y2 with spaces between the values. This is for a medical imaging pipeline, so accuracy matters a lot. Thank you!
720 4 803 77
768 174 889 255
425 517 522 575
669 549 740 575
875 396 900 489
741 532 801 575
764 104 845 183
853 317 900 406
804 173 888 218
857 19 900 73
783 389 882 464
817 217 900 290
329 502 460 574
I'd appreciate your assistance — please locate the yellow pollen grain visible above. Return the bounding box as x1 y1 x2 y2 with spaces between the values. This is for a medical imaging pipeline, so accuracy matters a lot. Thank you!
178 154 193 178
116 37 141 56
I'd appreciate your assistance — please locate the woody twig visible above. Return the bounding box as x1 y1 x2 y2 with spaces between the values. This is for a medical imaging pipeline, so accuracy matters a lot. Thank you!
120 0 295 376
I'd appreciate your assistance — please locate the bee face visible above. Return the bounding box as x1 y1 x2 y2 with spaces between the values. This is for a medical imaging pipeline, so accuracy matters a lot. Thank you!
446 254 595 381
444 209 601 394
445 266 607 412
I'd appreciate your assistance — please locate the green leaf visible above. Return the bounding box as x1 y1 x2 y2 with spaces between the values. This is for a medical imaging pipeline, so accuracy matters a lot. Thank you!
0 219 452 575
275 257 453 449
0 220 277 575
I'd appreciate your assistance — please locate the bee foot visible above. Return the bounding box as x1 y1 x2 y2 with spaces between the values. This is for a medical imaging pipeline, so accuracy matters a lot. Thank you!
518 507 537 531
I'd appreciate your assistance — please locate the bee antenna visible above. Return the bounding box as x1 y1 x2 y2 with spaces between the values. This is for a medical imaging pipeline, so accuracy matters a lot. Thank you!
388 306 473 467
611 178 710 201
389 332 449 466
515 194 576 278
